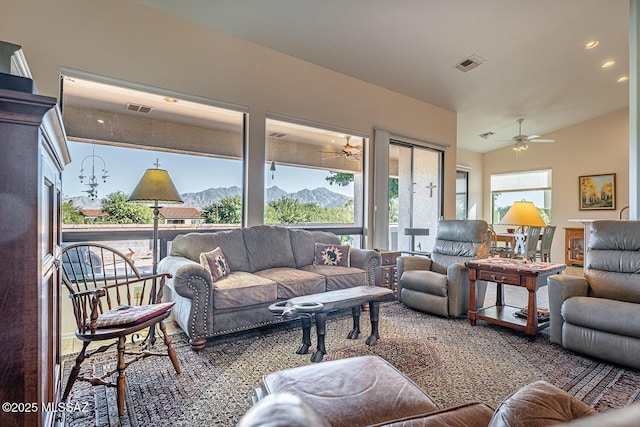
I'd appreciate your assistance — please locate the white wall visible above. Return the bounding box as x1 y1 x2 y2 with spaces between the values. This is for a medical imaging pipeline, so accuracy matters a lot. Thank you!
482 108 629 263
1 0 458 246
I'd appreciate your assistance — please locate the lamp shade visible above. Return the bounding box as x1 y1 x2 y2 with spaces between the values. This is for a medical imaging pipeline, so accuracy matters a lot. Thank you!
128 168 184 204
499 200 546 227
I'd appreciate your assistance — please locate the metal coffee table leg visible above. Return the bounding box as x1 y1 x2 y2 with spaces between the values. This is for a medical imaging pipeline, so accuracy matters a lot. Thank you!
311 312 328 362
366 301 381 346
347 305 361 339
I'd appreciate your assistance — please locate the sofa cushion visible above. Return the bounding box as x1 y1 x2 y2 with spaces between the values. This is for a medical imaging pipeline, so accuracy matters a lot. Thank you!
313 243 350 267
212 271 277 310
299 265 366 290
401 270 448 297
243 225 296 272
254 268 326 299
289 229 340 268
199 247 230 282
488 380 596 427
561 296 640 339
171 229 251 272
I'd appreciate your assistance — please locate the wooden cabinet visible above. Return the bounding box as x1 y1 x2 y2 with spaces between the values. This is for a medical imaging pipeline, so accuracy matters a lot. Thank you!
0 87 70 427
375 251 401 296
564 227 585 267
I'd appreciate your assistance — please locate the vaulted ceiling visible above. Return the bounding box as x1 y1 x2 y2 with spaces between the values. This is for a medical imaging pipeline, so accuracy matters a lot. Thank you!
132 0 630 153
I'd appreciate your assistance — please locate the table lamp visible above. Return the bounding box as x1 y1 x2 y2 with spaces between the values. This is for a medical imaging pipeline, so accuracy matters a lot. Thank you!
499 200 546 256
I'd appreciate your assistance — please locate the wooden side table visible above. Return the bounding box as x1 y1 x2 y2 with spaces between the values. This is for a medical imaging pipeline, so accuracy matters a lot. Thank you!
375 250 401 297
466 258 565 340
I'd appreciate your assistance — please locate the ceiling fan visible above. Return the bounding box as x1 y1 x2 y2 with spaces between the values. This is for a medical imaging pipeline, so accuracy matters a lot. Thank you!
320 135 362 161
495 118 556 151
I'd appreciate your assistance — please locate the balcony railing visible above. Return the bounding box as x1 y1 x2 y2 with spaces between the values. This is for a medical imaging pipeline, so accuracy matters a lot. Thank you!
62 223 365 273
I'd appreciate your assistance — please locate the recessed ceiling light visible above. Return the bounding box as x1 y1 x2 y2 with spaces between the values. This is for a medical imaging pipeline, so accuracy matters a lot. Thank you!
584 40 599 49
97 119 105 124
163 97 178 103
618 76 629 83
602 60 616 68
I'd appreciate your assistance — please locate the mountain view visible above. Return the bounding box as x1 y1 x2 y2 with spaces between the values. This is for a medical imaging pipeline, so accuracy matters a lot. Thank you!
65 185 352 210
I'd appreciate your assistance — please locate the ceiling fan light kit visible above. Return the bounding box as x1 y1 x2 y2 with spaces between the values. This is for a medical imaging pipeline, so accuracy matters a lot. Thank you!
489 118 556 152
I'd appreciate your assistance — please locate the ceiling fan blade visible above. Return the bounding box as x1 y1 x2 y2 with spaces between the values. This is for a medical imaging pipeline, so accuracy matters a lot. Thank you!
529 138 555 143
527 134 541 140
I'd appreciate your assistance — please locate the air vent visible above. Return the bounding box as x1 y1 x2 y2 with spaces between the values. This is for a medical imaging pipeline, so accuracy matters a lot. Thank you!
453 54 486 73
268 132 287 138
125 103 153 114
479 131 495 139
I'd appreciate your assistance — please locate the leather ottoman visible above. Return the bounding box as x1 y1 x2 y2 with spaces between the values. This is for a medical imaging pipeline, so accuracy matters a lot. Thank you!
256 355 439 426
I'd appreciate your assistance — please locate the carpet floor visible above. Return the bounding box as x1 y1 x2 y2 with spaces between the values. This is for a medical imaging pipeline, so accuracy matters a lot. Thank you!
64 302 640 426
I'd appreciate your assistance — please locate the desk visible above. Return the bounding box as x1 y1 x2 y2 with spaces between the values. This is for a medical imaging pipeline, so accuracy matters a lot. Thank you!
466 258 565 340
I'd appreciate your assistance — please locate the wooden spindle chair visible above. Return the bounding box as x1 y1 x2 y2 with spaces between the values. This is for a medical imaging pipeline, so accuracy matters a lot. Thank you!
60 243 181 417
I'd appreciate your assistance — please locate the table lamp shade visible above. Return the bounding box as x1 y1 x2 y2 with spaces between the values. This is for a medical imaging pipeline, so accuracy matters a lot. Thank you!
128 168 184 204
499 200 546 227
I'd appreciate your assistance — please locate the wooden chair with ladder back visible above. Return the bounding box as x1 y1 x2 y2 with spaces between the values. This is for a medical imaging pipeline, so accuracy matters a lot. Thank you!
60 243 181 416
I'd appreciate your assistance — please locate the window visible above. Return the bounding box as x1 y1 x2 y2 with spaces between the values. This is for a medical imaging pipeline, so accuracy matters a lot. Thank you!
60 75 245 270
490 169 552 224
264 118 365 229
456 170 469 220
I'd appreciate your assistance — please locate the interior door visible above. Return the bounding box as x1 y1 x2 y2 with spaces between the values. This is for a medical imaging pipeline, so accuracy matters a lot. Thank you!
390 142 442 253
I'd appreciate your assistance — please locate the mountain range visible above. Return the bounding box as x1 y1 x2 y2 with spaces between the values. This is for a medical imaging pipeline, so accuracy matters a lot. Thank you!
65 186 352 210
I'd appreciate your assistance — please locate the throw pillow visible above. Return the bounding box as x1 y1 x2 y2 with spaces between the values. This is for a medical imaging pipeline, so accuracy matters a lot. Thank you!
200 247 231 282
313 243 350 267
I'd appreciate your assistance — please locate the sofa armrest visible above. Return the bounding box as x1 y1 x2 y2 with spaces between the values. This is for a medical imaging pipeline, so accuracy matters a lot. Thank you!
548 275 590 345
158 255 213 347
349 248 382 286
396 256 433 304
397 255 433 276
488 380 596 427
446 262 488 317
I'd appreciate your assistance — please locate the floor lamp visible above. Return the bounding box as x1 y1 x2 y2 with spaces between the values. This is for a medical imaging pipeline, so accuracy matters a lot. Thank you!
129 164 183 345
499 200 546 258
129 164 183 275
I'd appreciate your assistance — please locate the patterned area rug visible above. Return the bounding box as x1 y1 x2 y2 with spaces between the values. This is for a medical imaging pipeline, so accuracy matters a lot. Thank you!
64 302 640 426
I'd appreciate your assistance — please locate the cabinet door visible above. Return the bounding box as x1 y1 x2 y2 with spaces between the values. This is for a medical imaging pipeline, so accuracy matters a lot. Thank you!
40 150 62 426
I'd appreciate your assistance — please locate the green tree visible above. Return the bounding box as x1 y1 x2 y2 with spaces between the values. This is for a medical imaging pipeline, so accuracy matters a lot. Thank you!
62 200 85 224
265 196 310 224
202 195 242 224
326 172 398 222
325 172 354 187
100 191 153 224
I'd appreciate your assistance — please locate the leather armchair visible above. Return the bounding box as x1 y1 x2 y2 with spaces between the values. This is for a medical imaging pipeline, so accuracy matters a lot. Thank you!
397 220 490 317
548 220 640 369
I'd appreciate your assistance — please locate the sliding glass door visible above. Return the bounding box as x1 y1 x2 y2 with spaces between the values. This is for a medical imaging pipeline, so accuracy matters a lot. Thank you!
389 141 443 253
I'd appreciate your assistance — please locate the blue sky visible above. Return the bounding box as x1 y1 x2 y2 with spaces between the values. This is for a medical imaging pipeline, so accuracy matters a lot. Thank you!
63 142 354 199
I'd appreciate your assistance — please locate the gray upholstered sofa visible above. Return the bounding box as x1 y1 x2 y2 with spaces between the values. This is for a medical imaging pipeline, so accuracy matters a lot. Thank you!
548 220 640 369
158 225 381 350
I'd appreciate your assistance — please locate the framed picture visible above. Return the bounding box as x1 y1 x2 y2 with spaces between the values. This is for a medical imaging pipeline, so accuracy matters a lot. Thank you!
579 173 616 210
